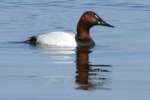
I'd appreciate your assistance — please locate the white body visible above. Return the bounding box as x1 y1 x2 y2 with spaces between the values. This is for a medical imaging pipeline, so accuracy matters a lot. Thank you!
37 31 77 47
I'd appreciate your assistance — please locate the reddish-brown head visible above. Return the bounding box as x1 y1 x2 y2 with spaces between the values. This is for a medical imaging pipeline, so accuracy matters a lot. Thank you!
76 11 114 48
77 11 114 34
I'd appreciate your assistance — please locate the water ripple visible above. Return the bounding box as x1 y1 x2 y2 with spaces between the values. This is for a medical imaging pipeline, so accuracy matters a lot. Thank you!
1 1 150 12
102 2 150 11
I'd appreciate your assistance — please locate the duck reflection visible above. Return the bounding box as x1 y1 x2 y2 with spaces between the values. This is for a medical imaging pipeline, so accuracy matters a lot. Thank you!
75 47 112 90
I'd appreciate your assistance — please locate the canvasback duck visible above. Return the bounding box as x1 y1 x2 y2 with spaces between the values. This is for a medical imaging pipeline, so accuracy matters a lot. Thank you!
25 11 114 48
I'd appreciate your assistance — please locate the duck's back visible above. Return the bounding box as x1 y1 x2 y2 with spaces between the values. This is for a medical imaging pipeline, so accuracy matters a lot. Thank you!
37 32 77 47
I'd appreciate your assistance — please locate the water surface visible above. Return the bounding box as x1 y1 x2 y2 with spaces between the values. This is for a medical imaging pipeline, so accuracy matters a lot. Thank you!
0 0 150 100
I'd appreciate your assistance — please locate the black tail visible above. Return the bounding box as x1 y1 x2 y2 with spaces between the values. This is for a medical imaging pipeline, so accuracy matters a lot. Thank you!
24 36 37 45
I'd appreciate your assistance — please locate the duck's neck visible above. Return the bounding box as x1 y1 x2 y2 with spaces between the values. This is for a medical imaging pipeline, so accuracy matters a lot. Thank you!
76 20 95 47
76 20 91 39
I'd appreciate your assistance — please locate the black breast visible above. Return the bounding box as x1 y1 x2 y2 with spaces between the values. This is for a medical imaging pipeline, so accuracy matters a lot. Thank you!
75 35 95 48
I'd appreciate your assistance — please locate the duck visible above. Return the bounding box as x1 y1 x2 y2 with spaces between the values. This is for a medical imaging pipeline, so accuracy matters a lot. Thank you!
25 11 114 48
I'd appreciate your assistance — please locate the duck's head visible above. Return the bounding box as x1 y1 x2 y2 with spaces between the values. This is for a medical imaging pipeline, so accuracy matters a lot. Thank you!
76 11 114 48
77 11 114 30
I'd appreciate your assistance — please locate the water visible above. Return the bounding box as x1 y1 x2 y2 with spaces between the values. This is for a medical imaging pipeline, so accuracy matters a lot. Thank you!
0 0 150 100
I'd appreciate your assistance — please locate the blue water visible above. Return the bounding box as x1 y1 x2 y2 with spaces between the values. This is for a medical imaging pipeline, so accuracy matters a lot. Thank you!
0 0 150 100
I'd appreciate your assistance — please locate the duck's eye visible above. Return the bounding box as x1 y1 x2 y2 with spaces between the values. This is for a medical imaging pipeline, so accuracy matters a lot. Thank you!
94 14 99 19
